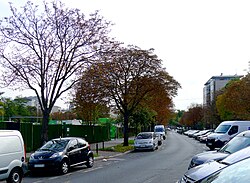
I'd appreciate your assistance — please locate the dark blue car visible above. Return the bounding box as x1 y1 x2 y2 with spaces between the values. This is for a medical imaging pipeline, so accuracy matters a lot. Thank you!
28 137 94 175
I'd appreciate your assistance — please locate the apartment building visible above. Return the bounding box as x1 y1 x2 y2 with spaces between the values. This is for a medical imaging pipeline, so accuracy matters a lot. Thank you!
203 74 243 106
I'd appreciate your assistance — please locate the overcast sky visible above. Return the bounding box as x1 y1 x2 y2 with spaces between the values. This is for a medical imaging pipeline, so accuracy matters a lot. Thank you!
0 0 250 110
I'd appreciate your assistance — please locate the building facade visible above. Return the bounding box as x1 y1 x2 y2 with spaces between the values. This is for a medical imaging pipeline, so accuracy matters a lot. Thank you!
203 74 243 106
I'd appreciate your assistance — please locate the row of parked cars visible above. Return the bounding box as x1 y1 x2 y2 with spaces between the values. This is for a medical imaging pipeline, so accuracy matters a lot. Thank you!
0 130 94 183
134 125 166 151
177 120 250 183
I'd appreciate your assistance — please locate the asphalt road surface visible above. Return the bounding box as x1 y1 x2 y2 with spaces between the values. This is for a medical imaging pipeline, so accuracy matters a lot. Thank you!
21 131 209 183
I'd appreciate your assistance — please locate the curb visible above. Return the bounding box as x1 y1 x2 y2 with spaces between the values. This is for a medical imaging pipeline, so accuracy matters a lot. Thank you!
94 150 133 161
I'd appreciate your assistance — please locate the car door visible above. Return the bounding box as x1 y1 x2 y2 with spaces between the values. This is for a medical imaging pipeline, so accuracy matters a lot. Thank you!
67 139 79 166
77 138 89 162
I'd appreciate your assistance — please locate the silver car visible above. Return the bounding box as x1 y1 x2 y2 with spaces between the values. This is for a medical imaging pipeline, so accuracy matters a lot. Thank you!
188 130 250 169
134 132 158 151
178 145 250 183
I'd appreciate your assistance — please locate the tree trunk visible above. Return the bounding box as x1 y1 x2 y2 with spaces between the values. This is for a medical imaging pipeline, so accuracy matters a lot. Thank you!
123 112 129 146
41 109 50 146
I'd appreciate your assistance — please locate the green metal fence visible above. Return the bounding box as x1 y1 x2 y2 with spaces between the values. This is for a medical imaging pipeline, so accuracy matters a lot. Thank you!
0 122 111 152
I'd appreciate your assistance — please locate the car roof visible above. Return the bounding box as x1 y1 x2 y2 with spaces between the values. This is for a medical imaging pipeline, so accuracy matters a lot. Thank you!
139 132 154 134
236 130 250 137
52 137 85 141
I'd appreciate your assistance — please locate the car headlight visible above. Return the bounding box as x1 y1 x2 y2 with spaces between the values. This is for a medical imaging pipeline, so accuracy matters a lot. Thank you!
29 153 35 160
50 152 63 158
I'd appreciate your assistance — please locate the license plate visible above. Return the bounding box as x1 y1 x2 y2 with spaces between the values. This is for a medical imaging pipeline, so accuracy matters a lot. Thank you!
34 164 45 168
140 145 146 147
207 143 212 145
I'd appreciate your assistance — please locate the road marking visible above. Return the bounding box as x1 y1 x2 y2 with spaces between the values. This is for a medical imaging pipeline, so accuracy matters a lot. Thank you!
107 158 125 161
49 176 60 180
83 166 103 173
32 181 43 183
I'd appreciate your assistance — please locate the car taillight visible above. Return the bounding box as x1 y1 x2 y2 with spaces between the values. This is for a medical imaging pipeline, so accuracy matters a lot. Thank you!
88 144 91 150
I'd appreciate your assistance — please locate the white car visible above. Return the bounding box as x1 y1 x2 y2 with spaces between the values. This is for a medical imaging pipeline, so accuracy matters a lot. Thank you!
154 125 166 140
0 130 27 183
134 132 158 151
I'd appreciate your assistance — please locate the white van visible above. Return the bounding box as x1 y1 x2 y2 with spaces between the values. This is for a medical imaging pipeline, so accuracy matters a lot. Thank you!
154 125 166 140
0 130 26 183
206 121 250 150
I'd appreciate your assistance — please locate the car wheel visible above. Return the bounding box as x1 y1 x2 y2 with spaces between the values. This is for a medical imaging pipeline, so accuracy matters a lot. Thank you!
86 156 94 168
60 160 69 174
7 168 22 183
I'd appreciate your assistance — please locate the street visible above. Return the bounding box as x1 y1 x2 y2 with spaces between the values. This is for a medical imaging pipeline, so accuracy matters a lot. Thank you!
21 131 208 183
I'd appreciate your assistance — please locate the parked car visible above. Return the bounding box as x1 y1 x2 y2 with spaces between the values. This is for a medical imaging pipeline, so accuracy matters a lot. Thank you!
0 130 27 183
184 130 199 137
188 130 200 138
197 132 213 143
134 132 158 151
196 156 250 183
206 120 250 150
155 133 163 146
193 130 212 140
154 125 166 140
188 130 250 169
28 137 94 175
178 145 250 183
176 127 185 134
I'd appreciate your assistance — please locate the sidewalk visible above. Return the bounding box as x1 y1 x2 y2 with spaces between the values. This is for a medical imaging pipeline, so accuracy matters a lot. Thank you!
90 138 130 160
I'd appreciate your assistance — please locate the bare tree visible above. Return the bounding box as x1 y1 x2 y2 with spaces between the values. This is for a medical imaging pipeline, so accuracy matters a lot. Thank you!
0 1 114 144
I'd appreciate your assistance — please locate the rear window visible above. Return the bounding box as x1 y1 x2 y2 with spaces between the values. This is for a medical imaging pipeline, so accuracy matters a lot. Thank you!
136 133 152 139
155 128 164 132
214 125 231 133
0 136 22 154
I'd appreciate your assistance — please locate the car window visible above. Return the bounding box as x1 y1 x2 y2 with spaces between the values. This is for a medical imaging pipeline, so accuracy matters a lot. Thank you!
219 136 250 154
214 125 231 133
201 157 250 183
137 133 152 139
40 139 69 152
78 138 87 148
221 146 250 165
228 125 238 135
155 128 164 132
68 139 78 150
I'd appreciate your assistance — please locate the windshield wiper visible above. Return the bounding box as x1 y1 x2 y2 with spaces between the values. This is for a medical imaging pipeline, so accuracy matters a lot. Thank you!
223 150 231 154
39 148 57 152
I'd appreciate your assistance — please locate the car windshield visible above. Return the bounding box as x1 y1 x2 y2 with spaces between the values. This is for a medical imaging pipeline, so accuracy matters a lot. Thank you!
39 139 70 152
219 136 250 154
136 133 152 139
200 157 250 183
155 128 164 132
214 125 231 133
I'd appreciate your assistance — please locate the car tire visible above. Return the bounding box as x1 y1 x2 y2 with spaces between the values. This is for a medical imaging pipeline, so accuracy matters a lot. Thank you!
86 156 94 168
7 168 22 183
60 160 69 174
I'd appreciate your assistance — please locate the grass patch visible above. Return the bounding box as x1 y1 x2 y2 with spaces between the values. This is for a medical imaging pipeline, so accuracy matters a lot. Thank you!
100 143 134 153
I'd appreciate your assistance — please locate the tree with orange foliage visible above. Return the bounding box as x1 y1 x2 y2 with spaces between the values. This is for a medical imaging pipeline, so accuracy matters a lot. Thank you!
180 104 204 129
216 74 250 120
